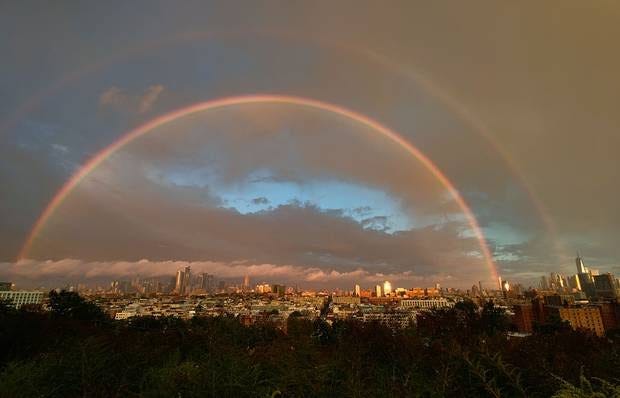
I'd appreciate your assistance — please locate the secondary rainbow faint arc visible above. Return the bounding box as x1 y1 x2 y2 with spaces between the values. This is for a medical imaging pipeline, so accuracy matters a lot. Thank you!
18 94 498 279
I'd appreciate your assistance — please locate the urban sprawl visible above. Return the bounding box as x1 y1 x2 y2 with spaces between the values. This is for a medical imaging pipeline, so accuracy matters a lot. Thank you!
2 254 619 337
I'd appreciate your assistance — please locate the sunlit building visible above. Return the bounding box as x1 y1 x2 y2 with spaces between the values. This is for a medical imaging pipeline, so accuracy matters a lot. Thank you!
383 281 392 296
566 274 581 291
557 306 605 337
576 253 588 274
0 290 44 309
400 298 453 309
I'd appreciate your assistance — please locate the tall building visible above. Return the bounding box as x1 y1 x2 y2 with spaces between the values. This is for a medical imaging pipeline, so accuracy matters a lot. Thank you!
272 284 286 297
110 280 132 294
243 275 250 291
375 284 382 297
578 272 596 299
195 273 214 293
501 280 510 296
175 266 191 295
354 284 361 297
383 281 392 296
576 252 588 274
205 274 214 293
575 254 596 299
593 273 618 299
567 274 581 290
540 275 549 290
550 273 565 290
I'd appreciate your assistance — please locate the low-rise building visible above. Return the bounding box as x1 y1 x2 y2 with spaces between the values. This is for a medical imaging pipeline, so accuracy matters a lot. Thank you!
332 296 361 305
400 298 453 309
0 290 44 309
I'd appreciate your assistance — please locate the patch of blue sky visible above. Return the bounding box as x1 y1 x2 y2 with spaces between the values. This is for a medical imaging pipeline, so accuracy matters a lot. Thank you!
222 176 414 233
159 167 414 233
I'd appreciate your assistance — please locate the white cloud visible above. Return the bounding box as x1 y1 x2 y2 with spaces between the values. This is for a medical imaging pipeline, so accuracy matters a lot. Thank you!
2 259 454 289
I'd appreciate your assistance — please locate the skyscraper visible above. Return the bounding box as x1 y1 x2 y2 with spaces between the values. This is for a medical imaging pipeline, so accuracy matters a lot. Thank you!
354 284 361 297
567 274 581 291
196 273 215 293
205 274 214 293
243 275 250 291
375 284 382 297
593 273 618 299
175 266 191 295
576 254 595 299
383 281 392 296
576 252 587 274
578 272 596 299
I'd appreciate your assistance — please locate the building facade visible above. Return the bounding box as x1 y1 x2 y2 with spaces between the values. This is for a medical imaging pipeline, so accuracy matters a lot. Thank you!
0 291 44 308
400 298 454 309
558 306 605 337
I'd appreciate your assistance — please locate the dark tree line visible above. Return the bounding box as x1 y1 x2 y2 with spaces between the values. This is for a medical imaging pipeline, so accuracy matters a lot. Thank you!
0 291 618 397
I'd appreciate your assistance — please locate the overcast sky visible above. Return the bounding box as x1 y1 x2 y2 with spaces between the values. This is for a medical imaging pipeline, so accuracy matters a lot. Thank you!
1 1 619 289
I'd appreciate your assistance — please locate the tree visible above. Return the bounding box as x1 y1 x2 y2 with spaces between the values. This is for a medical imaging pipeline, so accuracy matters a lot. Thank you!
0 299 15 315
47 290 107 321
480 301 510 336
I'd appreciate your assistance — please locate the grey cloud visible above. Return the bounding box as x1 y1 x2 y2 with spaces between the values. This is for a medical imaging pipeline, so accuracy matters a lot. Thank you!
22 151 489 286
251 197 270 205
99 85 165 114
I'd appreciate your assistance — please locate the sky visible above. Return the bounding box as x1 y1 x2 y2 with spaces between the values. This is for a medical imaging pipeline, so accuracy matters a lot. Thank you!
1 1 619 289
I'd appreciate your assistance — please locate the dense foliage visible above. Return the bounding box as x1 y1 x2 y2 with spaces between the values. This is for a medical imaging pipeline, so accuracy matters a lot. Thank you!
0 293 619 397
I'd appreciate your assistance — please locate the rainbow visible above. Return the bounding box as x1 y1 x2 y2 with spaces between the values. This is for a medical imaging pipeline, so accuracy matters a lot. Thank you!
0 30 557 259
18 94 497 280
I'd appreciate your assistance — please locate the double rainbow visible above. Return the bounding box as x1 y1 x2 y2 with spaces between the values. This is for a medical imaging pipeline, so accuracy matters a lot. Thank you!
18 94 497 280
